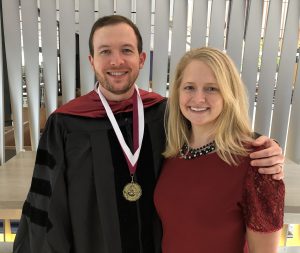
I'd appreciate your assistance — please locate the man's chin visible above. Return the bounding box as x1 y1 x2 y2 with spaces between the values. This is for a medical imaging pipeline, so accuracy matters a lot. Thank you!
109 84 135 95
98 79 135 97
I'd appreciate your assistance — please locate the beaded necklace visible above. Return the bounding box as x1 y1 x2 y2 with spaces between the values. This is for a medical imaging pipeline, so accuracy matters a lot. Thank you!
179 141 216 160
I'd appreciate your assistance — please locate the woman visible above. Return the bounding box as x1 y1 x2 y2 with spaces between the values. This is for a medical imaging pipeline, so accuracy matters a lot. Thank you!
154 47 284 253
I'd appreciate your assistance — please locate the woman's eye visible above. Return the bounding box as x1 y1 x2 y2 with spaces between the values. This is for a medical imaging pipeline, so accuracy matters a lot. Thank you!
205 87 219 92
183 85 194 91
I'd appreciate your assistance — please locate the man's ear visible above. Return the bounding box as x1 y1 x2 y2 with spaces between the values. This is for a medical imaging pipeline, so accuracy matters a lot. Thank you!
139 52 146 69
88 55 94 67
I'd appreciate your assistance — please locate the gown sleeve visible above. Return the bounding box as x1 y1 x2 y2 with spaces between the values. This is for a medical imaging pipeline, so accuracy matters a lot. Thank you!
242 164 285 232
13 114 72 253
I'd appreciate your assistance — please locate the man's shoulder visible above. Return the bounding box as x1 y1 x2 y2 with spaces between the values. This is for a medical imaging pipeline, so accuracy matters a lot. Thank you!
139 88 166 108
54 90 101 118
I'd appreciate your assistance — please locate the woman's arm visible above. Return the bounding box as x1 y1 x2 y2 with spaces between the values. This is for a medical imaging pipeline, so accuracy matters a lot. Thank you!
243 158 285 253
246 228 281 253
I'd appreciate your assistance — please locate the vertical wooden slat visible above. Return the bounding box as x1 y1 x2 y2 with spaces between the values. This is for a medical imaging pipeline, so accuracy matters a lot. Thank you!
59 0 76 104
40 0 58 116
3 219 11 242
226 0 246 71
136 0 151 90
0 8 4 164
79 0 95 95
241 0 263 122
152 0 170 96
98 0 114 17
209 0 226 50
169 0 188 81
2 0 23 153
116 0 131 19
286 60 300 163
271 0 299 150
20 0 40 151
190 0 208 48
254 0 282 136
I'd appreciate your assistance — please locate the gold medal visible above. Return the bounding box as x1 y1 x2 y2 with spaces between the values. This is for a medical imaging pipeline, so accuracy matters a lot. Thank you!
123 178 142 201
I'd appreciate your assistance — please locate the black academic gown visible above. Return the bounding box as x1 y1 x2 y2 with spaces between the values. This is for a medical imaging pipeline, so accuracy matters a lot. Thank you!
13 90 166 253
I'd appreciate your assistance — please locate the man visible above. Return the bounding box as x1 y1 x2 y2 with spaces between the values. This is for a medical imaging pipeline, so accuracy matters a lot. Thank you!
13 15 284 253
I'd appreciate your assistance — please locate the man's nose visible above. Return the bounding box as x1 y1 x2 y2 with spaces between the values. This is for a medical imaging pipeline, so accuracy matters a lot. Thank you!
110 52 124 66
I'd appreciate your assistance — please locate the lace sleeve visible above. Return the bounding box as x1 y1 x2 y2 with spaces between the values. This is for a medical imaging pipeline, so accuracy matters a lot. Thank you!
242 165 285 232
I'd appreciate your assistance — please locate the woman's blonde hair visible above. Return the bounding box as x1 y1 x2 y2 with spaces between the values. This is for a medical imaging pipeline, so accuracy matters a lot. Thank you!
163 47 254 165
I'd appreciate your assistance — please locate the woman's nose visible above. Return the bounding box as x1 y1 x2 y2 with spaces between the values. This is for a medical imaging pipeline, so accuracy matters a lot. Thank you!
194 90 206 102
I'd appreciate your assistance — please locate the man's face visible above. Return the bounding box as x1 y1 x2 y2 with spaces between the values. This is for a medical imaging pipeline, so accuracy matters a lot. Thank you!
89 23 146 101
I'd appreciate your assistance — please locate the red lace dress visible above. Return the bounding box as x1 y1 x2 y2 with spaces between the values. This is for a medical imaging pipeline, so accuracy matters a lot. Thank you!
154 152 284 253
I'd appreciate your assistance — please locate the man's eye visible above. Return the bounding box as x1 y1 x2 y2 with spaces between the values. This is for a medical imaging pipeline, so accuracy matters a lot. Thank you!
99 50 110 55
123 48 133 54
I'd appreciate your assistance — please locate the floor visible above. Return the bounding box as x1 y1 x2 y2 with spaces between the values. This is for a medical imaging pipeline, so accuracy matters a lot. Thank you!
279 247 300 253
0 243 12 253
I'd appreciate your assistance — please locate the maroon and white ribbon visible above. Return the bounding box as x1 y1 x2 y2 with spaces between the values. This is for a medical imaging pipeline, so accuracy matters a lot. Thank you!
96 83 144 174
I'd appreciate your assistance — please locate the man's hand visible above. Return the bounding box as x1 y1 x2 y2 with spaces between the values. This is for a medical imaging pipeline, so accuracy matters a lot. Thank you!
249 135 284 180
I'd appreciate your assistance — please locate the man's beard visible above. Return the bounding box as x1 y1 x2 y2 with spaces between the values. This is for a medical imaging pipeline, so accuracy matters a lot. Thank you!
96 72 136 95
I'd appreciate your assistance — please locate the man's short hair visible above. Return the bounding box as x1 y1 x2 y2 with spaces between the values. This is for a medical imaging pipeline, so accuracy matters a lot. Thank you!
89 15 143 56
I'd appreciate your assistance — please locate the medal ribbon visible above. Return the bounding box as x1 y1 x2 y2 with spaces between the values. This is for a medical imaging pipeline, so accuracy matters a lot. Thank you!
96 83 144 175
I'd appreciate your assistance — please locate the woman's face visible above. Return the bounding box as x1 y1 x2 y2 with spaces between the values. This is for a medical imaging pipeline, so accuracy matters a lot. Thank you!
179 60 224 132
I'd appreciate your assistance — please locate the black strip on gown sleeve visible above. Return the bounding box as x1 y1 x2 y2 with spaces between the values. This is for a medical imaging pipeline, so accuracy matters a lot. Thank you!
30 177 52 197
23 201 51 228
35 149 56 169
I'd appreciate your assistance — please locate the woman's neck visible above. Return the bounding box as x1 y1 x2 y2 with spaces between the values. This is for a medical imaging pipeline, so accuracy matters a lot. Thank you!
189 127 214 149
